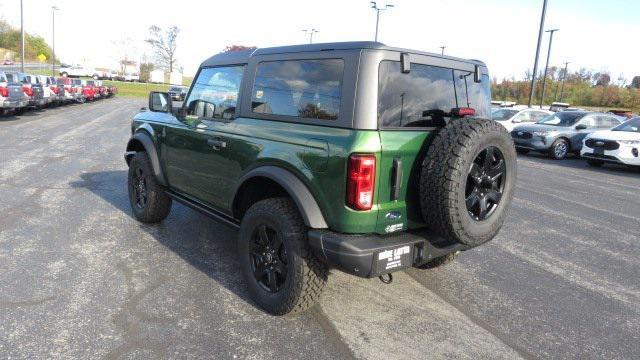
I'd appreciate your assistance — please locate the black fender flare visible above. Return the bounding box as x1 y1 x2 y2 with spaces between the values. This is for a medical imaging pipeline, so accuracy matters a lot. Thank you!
124 131 167 186
233 166 328 229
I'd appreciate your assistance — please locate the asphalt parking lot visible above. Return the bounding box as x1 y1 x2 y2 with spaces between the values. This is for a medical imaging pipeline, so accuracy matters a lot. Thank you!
1 98 639 359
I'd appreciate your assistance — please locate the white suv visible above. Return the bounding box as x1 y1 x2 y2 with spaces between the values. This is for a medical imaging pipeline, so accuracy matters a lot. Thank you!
492 107 553 132
581 117 640 168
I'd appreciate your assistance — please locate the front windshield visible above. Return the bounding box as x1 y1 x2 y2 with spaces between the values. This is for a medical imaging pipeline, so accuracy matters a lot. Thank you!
491 109 518 121
537 112 585 126
613 118 640 132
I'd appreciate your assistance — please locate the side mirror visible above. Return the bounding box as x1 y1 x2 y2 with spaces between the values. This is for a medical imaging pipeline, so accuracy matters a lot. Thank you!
149 92 172 113
575 124 587 130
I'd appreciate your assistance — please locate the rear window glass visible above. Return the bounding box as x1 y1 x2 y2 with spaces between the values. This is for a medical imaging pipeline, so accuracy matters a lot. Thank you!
0 74 6 82
378 61 491 128
251 59 344 121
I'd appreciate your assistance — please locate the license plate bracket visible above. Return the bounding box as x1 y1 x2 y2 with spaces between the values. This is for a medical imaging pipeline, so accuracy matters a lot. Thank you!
374 245 413 275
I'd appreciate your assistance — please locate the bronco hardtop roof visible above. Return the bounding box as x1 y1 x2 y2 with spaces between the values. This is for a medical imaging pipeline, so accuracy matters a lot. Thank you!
200 41 486 68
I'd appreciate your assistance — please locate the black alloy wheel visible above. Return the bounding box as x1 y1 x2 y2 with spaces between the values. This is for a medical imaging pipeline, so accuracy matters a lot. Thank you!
465 146 506 221
249 224 288 293
131 165 148 209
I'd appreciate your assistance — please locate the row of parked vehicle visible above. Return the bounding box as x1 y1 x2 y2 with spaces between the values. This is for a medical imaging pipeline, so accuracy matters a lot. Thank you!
491 103 640 168
0 71 117 115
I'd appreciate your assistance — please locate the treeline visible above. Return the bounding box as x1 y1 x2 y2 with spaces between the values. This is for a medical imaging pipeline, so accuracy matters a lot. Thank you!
492 68 640 112
0 19 54 61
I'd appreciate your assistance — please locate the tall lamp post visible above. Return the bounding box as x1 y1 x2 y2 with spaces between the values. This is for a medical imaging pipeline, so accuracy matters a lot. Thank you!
558 61 570 102
51 6 60 76
527 0 549 108
539 28 559 108
370 2 394 42
440 46 446 55
302 29 319 44
20 0 25 72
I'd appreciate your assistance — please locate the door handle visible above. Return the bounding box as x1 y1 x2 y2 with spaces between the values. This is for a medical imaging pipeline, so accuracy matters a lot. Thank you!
207 138 227 150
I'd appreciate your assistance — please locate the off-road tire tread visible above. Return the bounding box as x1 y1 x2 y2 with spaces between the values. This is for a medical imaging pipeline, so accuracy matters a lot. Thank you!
244 198 327 315
420 118 514 245
128 152 172 223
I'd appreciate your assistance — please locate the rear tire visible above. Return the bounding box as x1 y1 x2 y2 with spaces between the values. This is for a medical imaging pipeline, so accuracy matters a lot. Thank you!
238 198 327 315
587 159 604 167
420 118 517 247
127 152 172 223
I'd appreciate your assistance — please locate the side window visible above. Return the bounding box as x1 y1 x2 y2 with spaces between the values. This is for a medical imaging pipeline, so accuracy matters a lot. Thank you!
251 59 344 120
513 111 532 123
532 112 548 122
185 66 244 121
378 61 457 128
580 115 597 128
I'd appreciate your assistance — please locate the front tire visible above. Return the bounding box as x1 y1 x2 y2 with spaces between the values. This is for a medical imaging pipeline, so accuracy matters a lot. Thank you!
238 198 327 315
550 138 569 160
127 152 172 223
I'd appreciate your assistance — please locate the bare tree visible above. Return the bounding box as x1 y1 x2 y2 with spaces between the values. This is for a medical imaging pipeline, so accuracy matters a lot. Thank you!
145 25 179 73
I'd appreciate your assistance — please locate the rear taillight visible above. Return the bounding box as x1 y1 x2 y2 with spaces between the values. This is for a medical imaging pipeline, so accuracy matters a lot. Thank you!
346 154 376 211
22 85 33 97
0 86 8 97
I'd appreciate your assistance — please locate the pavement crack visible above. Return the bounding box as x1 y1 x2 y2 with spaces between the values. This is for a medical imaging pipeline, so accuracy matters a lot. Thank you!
0 296 55 309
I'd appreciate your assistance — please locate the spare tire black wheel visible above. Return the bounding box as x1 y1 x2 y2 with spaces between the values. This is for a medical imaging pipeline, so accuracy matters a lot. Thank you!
420 118 517 247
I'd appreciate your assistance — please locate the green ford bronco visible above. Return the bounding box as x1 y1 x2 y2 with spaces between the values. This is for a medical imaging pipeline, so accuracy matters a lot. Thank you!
125 42 516 315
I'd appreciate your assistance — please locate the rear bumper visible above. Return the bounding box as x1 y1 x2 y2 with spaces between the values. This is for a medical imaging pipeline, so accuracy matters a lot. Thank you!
28 98 47 106
308 229 470 278
1 99 28 108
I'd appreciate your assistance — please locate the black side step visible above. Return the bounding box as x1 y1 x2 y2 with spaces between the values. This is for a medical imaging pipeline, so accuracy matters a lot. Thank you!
165 191 240 229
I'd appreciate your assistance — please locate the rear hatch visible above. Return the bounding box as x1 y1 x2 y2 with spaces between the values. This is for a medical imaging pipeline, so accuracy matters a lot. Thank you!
31 84 44 100
7 82 26 101
375 59 491 233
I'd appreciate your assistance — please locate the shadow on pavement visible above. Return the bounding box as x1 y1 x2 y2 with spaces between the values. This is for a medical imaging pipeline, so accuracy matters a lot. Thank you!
69 170 256 309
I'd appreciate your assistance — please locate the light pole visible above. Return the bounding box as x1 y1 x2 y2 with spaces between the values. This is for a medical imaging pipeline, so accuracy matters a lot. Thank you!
559 61 570 102
539 28 559 108
52 6 60 76
440 46 447 55
370 2 394 42
527 0 549 108
20 0 25 72
302 29 319 44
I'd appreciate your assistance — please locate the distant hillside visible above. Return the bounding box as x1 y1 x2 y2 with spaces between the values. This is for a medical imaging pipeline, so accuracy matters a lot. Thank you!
0 19 54 61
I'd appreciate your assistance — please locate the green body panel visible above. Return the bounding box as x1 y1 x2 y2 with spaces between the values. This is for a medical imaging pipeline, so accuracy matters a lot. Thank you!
131 112 433 234
375 130 433 233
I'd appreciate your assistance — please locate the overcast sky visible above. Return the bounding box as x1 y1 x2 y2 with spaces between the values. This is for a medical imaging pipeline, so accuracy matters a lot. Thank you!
0 0 637 81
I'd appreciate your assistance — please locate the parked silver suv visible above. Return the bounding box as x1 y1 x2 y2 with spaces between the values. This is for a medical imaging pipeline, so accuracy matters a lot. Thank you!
511 111 624 159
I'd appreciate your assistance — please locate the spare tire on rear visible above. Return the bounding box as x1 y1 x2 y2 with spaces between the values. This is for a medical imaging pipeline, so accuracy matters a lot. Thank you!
420 118 516 247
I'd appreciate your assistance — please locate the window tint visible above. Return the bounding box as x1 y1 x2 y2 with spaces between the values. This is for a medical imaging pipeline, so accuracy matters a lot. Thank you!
185 66 244 120
379 61 457 128
251 59 343 120
378 61 491 128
